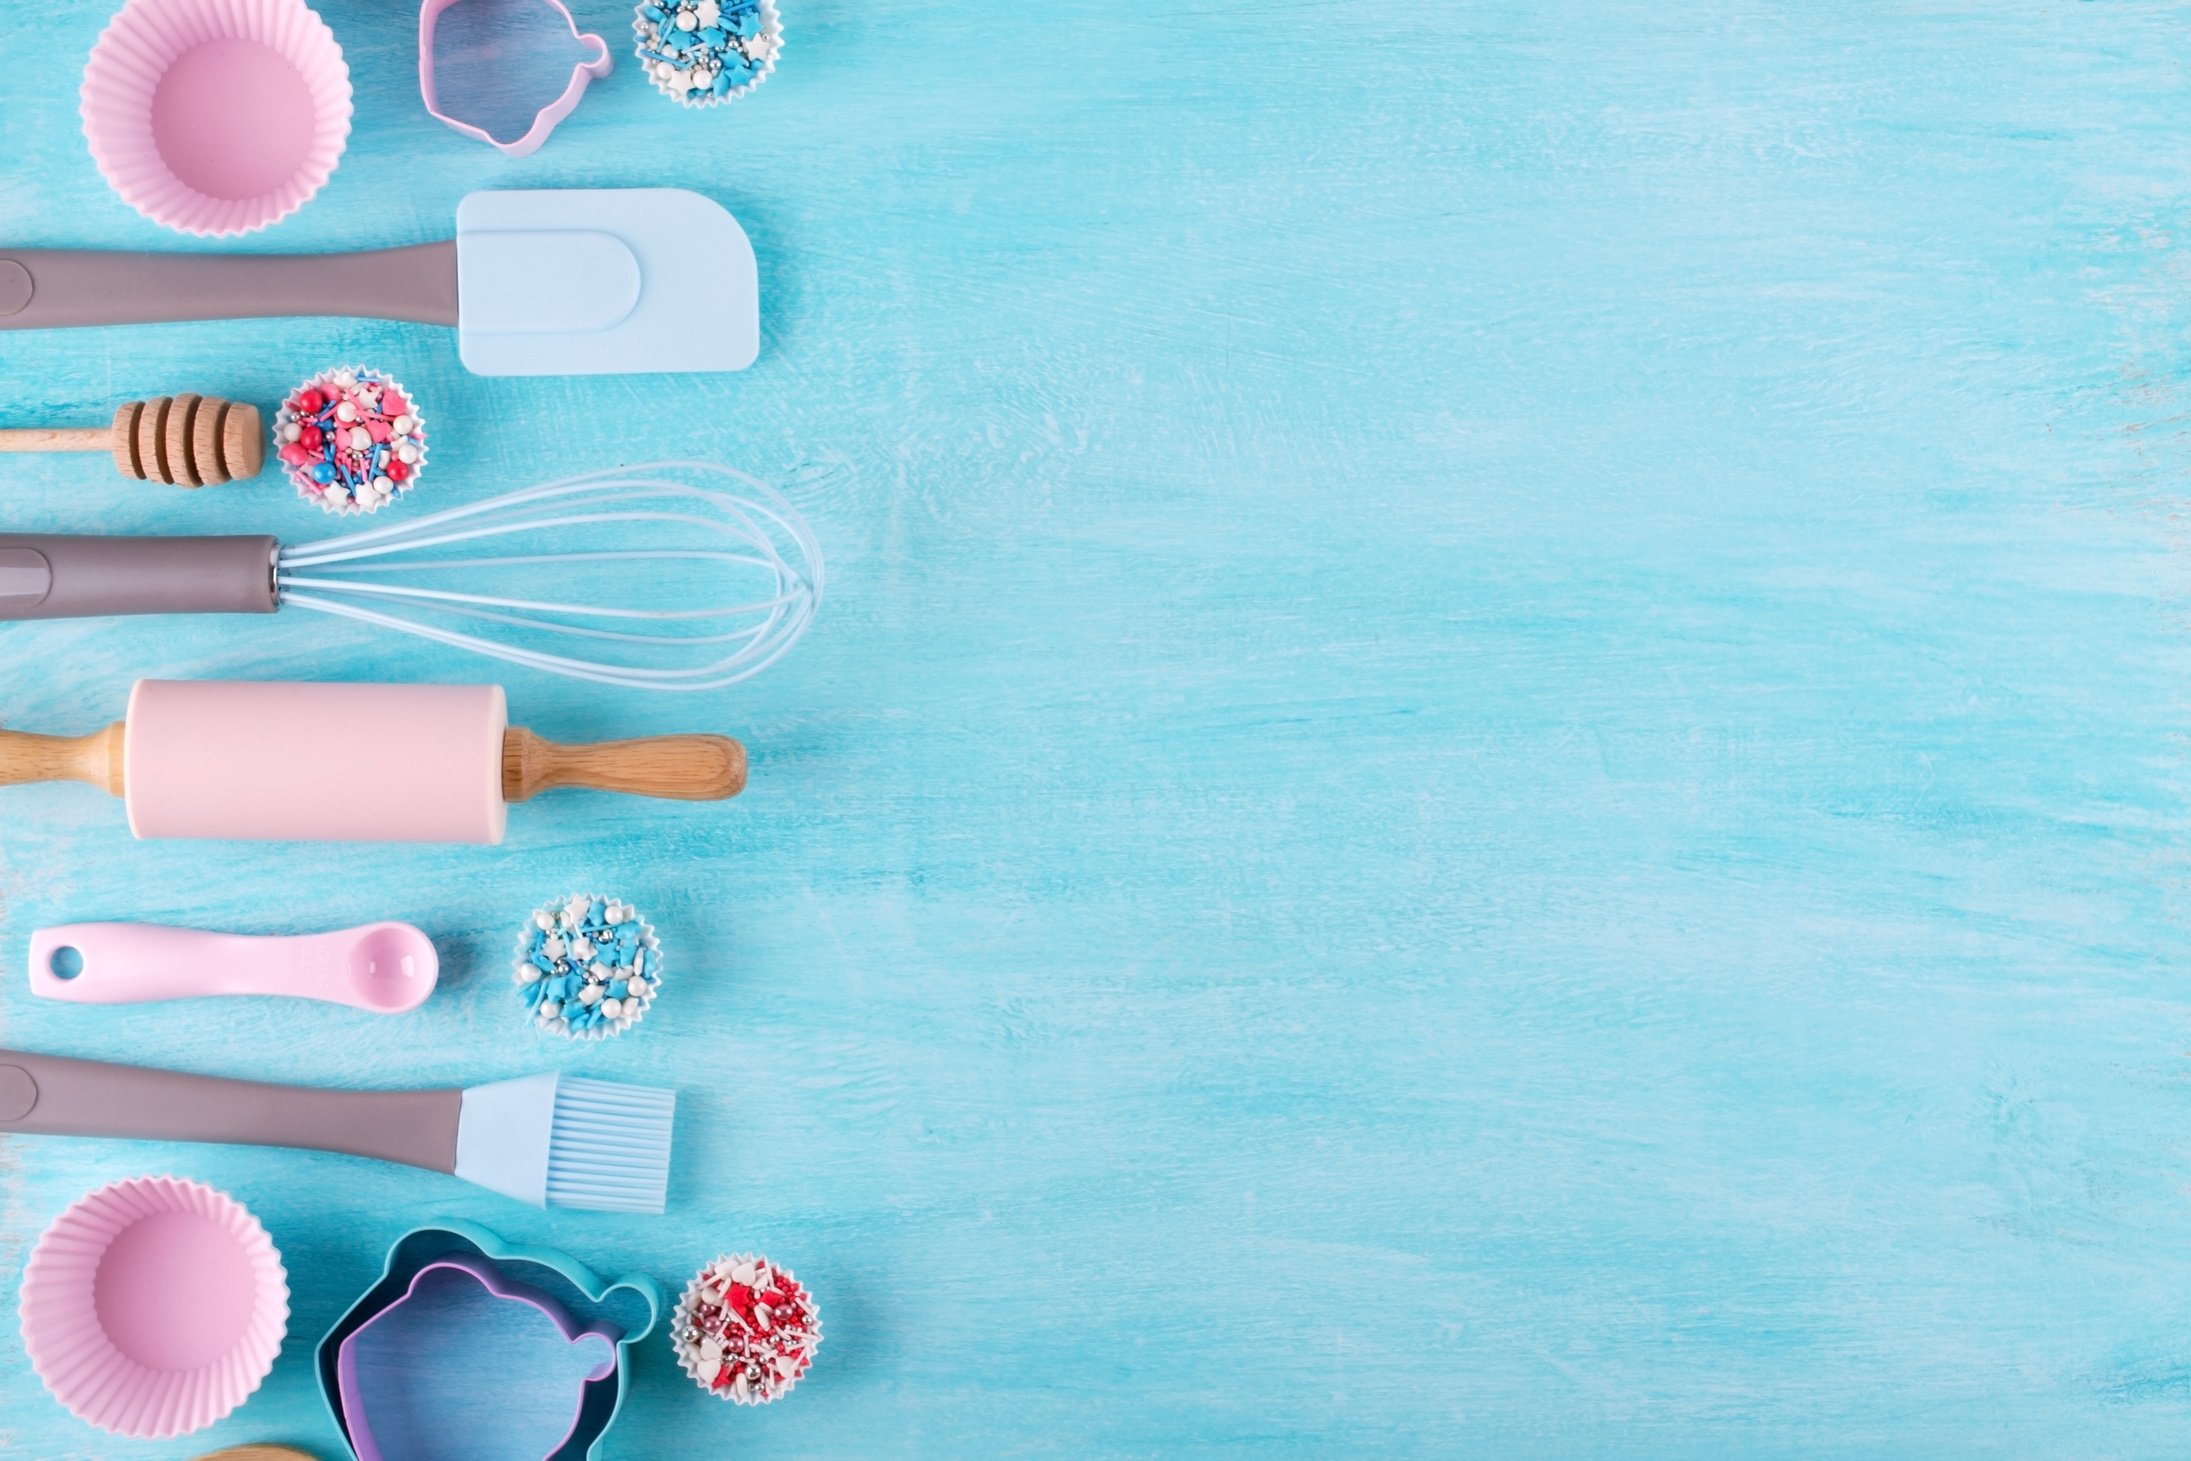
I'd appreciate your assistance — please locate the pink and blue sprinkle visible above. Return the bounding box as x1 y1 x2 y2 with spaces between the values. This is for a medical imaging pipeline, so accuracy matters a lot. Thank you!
274 366 428 515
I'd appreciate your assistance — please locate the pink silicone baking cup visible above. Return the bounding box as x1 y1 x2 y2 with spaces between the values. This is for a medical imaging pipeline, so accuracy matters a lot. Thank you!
82 0 352 237
19 1175 290 1439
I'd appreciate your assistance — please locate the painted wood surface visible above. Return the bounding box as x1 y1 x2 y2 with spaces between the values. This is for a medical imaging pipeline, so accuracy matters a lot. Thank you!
5 0 2191 1455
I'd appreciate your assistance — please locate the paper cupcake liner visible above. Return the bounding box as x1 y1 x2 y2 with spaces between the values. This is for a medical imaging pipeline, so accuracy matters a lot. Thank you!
274 365 428 514
514 892 663 1042
633 0 780 107
20 1175 289 1439
672 1254 821 1403
82 0 351 236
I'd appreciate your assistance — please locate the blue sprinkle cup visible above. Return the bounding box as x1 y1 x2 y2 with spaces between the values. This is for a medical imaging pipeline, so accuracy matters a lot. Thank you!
634 0 779 106
515 893 662 1041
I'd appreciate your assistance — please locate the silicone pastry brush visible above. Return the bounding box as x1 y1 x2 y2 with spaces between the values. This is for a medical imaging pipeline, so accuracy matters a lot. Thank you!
0 393 262 484
0 679 743 843
0 1049 675 1213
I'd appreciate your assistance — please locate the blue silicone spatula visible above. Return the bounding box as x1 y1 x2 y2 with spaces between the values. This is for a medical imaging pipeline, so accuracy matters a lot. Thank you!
0 188 758 376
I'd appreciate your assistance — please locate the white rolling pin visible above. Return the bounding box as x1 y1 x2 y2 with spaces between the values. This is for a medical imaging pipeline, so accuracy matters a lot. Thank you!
0 680 744 843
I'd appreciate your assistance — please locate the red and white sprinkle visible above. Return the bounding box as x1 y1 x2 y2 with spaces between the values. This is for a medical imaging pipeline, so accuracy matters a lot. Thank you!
274 365 428 514
671 1253 821 1403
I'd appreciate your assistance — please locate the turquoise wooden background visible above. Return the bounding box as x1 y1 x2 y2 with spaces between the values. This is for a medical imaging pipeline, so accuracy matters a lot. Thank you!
5 0 2191 1455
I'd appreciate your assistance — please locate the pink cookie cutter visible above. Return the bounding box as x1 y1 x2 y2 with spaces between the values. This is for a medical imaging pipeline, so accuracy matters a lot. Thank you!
418 0 612 157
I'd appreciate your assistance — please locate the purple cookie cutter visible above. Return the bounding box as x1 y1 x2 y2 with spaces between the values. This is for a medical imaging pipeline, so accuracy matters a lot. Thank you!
337 1255 624 1461
419 0 612 157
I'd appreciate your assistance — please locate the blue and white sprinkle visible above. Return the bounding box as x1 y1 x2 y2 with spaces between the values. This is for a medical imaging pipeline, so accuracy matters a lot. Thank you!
633 0 780 106
515 893 662 1041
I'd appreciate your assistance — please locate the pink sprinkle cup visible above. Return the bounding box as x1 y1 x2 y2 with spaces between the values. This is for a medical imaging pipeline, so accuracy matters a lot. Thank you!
672 1254 821 1404
274 366 427 514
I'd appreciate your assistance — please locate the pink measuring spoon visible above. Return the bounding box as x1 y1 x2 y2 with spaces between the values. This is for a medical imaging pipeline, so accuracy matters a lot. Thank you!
29 922 438 1014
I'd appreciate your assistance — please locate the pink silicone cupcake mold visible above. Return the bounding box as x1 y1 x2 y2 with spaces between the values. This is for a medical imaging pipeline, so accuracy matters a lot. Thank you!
82 0 353 237
19 1174 290 1439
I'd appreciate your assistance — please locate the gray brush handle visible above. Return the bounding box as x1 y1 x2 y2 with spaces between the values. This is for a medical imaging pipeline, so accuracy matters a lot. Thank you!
0 1048 459 1174
0 534 278 618
0 244 459 329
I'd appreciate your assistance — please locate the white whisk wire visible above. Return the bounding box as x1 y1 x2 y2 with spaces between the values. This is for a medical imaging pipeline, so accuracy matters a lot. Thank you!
272 461 822 692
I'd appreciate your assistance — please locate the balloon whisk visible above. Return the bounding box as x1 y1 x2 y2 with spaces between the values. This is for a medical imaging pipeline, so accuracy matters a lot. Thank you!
274 461 822 691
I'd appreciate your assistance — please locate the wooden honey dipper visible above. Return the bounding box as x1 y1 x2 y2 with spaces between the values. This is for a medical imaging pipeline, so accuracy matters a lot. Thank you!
0 393 262 485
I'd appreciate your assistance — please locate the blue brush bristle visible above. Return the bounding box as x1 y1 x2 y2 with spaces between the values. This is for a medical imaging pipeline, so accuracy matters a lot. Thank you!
547 1076 676 1213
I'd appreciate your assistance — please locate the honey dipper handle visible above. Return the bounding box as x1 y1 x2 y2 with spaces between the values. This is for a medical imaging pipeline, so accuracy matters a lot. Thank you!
0 427 109 453
0 723 126 795
502 727 747 803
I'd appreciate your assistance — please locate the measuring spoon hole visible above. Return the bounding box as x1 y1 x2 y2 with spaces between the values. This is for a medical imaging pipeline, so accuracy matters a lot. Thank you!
47 946 83 980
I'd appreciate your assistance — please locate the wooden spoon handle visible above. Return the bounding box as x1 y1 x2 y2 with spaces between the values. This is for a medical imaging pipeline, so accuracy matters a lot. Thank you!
501 726 746 803
0 723 125 794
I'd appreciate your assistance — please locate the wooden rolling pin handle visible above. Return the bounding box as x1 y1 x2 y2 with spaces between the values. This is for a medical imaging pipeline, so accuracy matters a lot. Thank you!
0 723 126 796
0 426 111 453
502 727 746 803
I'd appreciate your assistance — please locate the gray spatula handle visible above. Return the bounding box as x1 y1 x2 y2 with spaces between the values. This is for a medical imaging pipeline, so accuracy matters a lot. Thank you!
0 534 279 618
0 243 459 329
0 1047 461 1171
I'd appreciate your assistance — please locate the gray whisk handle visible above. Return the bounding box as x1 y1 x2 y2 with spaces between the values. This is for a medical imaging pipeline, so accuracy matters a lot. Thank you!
0 535 279 619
